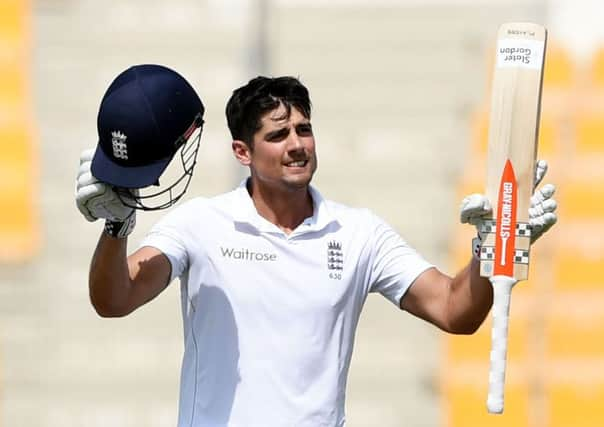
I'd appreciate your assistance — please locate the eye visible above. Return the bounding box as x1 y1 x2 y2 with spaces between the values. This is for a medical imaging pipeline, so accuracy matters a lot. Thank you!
296 124 313 136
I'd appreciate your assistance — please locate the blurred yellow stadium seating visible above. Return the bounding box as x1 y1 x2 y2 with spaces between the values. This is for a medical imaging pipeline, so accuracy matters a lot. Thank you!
546 314 604 357
543 43 575 90
0 124 38 257
558 181 604 221
0 1 28 42
574 110 604 154
536 114 559 158
443 380 530 427
589 46 604 89
0 0 37 262
471 108 489 155
548 382 604 427
0 67 27 105
541 42 577 118
553 248 604 291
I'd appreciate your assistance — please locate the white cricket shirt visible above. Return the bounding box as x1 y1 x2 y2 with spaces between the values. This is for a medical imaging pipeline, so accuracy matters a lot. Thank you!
140 181 433 427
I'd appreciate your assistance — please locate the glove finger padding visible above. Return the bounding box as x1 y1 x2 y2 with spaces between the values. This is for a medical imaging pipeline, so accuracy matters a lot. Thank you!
534 159 548 189
529 183 557 243
83 186 134 222
531 183 556 204
77 160 94 179
75 148 135 223
460 194 492 225
76 182 108 221
529 198 557 217
460 194 493 246
76 170 99 190
530 212 557 238
80 148 95 163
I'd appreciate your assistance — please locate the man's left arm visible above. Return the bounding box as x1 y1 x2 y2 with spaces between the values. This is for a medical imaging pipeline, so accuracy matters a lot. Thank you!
399 261 492 334
400 160 557 334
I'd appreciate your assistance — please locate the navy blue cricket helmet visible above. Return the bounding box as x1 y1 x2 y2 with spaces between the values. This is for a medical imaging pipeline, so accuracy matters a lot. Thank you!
91 64 204 210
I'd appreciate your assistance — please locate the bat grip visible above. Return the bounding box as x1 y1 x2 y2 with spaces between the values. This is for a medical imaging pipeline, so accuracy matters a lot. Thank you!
487 275 517 414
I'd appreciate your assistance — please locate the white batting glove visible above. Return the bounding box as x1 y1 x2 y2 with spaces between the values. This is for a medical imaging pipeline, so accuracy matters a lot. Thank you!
460 193 491 260
528 159 557 242
75 148 136 238
534 159 548 188
528 183 557 243
460 194 492 233
460 160 558 252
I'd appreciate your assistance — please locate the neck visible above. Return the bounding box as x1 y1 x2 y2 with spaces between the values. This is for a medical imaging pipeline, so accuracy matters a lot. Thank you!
247 180 313 234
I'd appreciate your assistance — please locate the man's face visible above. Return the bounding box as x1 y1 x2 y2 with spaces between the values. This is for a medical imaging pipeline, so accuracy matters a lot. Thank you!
243 103 317 192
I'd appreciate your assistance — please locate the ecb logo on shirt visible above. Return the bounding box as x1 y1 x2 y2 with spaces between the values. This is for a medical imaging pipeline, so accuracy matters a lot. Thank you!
327 240 343 279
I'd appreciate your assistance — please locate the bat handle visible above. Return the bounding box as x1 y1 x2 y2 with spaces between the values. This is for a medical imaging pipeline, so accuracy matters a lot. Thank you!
487 275 517 414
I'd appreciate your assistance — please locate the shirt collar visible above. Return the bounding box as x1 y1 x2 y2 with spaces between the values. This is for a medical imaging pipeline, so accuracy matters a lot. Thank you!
233 179 338 234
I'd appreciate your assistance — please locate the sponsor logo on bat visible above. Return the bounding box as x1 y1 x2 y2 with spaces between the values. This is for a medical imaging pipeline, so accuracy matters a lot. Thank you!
494 159 517 276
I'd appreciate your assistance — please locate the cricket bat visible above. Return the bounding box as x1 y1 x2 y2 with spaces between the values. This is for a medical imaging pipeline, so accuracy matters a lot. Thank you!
479 22 547 414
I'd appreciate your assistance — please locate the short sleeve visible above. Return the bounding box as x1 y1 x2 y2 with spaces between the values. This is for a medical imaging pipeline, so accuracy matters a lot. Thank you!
139 208 190 284
368 216 434 307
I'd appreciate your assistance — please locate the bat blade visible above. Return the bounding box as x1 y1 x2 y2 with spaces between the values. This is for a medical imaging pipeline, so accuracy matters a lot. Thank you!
479 22 547 414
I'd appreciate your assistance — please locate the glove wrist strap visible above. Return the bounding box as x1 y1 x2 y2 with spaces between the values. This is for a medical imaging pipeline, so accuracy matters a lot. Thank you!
472 234 482 262
104 213 136 239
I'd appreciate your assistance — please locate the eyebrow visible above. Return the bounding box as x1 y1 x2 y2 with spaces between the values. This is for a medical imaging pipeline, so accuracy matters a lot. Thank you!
265 127 290 141
263 119 312 141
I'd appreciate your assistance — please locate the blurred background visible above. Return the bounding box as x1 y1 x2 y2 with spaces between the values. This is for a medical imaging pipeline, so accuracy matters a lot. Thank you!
1 0 603 426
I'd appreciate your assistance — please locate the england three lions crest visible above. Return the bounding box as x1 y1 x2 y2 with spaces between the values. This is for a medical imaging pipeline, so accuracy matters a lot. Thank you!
327 240 343 271
111 130 128 160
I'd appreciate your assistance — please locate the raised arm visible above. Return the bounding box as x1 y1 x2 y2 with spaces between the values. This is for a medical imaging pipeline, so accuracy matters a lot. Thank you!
401 160 557 334
400 260 492 334
77 148 172 317
89 235 171 317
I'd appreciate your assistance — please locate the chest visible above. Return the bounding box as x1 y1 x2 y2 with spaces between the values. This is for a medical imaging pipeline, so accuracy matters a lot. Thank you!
191 230 371 318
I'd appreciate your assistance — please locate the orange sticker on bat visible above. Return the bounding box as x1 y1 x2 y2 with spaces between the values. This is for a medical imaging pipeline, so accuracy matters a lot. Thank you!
494 159 517 276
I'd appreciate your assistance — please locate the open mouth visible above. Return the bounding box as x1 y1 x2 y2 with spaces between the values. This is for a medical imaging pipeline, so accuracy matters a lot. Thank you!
285 160 308 167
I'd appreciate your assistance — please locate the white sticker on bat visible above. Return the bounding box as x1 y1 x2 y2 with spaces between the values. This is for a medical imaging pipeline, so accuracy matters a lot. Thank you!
496 39 545 70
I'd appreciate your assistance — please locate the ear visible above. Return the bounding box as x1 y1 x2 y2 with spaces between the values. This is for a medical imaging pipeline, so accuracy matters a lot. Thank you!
232 140 252 166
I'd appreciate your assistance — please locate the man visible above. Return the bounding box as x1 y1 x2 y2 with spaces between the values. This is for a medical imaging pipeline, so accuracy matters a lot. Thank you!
76 72 557 427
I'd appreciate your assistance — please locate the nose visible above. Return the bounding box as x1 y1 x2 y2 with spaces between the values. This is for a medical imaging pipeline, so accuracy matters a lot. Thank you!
287 131 304 152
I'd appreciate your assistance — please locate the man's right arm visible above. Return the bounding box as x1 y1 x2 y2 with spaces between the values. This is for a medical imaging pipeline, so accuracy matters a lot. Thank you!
77 148 173 317
89 233 172 317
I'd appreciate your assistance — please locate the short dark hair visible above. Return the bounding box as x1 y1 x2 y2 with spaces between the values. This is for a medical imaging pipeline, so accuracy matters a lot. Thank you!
226 76 312 146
